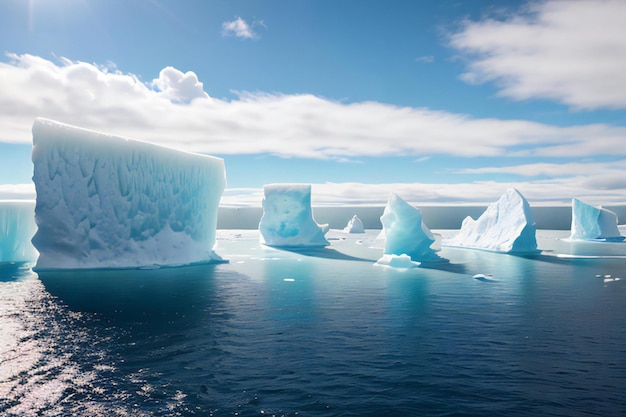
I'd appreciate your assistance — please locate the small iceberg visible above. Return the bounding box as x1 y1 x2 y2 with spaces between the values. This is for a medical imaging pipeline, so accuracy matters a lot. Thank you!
569 198 624 242
344 215 365 234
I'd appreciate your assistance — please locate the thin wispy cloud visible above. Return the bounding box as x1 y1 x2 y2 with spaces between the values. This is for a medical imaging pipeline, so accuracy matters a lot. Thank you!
415 55 434 63
222 16 257 39
449 0 626 110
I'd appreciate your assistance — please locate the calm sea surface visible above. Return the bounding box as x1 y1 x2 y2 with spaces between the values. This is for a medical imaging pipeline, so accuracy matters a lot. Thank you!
1 230 625 416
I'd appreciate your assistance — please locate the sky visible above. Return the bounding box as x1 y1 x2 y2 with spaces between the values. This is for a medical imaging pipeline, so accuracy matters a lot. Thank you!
1 0 626 206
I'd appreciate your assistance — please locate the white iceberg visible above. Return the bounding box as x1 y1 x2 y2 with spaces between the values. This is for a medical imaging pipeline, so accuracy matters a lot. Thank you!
258 184 329 247
378 193 440 262
0 200 38 263
31 118 226 270
343 215 365 233
443 188 538 253
570 198 623 241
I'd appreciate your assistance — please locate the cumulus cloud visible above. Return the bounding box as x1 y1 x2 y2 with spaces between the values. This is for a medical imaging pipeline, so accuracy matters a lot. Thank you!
222 17 257 39
2 53 626 161
151 66 209 103
449 0 626 110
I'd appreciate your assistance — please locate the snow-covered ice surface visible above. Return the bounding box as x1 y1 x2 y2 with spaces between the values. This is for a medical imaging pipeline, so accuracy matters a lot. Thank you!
258 184 329 247
569 198 623 241
0 200 38 262
344 215 365 233
443 188 538 254
378 193 443 263
31 118 226 270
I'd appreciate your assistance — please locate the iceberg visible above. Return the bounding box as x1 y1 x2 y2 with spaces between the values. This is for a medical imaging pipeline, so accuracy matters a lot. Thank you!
0 200 38 262
258 184 329 247
31 118 226 270
443 188 538 253
570 198 623 241
343 215 365 233
378 193 440 262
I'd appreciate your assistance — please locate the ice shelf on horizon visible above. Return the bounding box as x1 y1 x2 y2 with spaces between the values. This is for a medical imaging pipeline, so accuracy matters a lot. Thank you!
0 200 38 263
31 118 226 270
258 184 329 247
343 215 365 233
378 193 443 263
569 198 624 241
443 188 538 253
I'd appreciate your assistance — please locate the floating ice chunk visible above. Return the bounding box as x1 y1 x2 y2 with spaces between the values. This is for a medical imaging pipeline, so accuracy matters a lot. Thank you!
570 198 623 241
31 118 226 270
0 200 38 262
258 184 329 247
443 188 538 253
378 193 440 262
344 215 365 233
374 254 420 269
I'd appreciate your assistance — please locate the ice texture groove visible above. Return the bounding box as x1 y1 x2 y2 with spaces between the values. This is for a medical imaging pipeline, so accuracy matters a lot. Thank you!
443 188 538 253
0 200 38 262
258 184 329 247
570 198 623 241
31 118 226 270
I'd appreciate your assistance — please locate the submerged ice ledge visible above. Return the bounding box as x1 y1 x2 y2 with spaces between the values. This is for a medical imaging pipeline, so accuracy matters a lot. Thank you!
31 118 226 270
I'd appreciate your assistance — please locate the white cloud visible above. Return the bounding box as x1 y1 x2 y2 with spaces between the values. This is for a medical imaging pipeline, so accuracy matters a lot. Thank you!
0 183 35 200
415 55 435 63
151 66 209 103
454 160 626 178
221 176 626 207
2 53 626 161
450 0 626 110
222 17 257 39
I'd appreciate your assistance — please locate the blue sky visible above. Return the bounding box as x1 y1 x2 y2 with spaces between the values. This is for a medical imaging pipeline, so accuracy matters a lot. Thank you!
1 0 626 205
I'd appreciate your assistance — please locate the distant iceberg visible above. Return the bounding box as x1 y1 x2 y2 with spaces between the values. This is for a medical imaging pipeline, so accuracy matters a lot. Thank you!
0 200 38 263
258 184 329 247
443 188 538 253
378 193 441 263
569 198 623 241
31 118 226 270
344 215 365 233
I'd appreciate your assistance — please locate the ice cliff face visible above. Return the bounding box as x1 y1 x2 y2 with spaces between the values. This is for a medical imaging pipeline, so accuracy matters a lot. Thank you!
258 184 329 247
31 118 226 270
0 200 38 262
443 188 538 253
379 193 439 262
570 198 623 241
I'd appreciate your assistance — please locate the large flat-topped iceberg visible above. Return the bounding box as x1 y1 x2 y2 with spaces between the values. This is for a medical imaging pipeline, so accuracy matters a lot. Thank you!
31 118 226 270
379 193 441 263
0 200 38 263
570 198 623 241
443 188 538 253
258 184 329 247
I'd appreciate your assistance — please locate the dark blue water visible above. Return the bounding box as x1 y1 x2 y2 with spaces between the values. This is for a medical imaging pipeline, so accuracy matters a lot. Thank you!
1 231 626 416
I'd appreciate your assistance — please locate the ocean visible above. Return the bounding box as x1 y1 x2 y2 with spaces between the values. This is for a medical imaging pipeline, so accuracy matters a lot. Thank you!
1 229 625 416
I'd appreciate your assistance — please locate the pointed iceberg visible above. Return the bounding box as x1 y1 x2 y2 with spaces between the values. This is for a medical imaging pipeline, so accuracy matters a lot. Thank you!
443 188 538 253
344 215 365 233
31 118 226 270
378 193 441 262
570 198 623 241
258 184 329 247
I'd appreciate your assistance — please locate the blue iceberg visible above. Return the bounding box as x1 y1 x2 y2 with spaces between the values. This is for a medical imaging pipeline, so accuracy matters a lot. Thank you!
258 184 329 247
378 193 440 262
31 118 226 270
343 215 365 234
570 198 623 241
0 200 38 263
